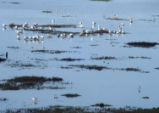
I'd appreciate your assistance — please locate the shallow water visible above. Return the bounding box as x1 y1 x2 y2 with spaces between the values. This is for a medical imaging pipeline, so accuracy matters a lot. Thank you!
0 0 159 110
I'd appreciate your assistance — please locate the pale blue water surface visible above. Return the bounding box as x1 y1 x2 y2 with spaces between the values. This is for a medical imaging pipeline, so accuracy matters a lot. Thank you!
0 0 159 110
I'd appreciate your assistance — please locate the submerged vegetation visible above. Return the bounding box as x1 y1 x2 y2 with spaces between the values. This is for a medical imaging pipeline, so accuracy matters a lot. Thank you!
42 10 53 14
68 64 109 71
91 56 116 60
0 98 7 101
9 2 21 4
92 103 112 108
31 49 77 54
127 42 159 48
62 93 81 98
0 76 67 90
54 58 84 62
66 64 148 73
128 56 151 59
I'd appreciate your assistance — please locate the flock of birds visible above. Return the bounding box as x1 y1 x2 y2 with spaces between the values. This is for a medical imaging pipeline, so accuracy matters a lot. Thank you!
2 16 128 43
0 16 135 106
1 15 131 62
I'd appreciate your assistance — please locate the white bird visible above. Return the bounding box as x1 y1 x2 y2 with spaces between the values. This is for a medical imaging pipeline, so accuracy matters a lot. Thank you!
92 21 96 29
69 33 74 38
30 26 34 29
39 27 43 30
97 25 102 31
33 35 39 41
48 34 52 38
29 36 33 41
32 97 37 101
24 36 28 41
90 37 94 41
33 23 38 29
119 23 124 33
14 26 18 30
129 17 133 24
23 22 28 28
16 30 22 35
51 19 55 24
85 29 90 34
49 26 53 30
60 33 66 38
108 29 111 34
92 21 96 25
32 97 37 105
2 24 6 29
17 35 20 40
102 27 105 30
79 22 84 28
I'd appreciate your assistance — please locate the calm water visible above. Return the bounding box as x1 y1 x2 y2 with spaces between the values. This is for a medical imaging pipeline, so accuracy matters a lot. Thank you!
0 0 159 110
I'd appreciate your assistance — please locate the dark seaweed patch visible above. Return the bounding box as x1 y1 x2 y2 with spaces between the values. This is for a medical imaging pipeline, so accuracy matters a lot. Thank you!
142 96 149 99
9 2 21 4
71 46 81 49
120 67 149 73
128 56 151 59
0 76 65 90
92 103 112 108
91 56 116 60
153 14 159 17
55 58 83 62
0 98 7 101
9 23 76 29
31 50 77 54
62 15 72 18
32 58 48 62
7 46 19 49
69 64 109 71
121 68 141 72
8 61 38 68
119 67 149 73
42 10 52 14
90 44 98 47
62 93 80 98
64 64 148 73
60 66 73 69
154 67 159 70
127 42 159 48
